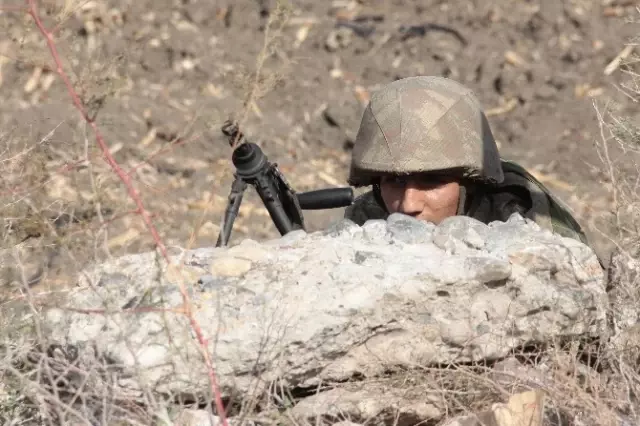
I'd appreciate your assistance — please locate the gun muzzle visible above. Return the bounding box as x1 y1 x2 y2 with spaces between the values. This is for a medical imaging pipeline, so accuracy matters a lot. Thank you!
297 187 354 210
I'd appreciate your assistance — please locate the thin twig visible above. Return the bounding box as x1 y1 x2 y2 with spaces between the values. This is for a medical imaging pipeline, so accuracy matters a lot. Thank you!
25 0 167 258
23 1 229 424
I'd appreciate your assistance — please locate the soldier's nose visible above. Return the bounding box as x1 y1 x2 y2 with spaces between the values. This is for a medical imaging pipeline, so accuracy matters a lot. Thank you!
398 186 425 215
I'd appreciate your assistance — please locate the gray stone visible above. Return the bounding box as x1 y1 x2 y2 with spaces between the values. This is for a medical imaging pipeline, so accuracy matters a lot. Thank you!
325 27 353 52
386 212 435 244
290 383 442 424
267 229 308 246
432 215 490 253
321 218 363 239
361 219 389 242
197 274 233 291
40 213 607 408
490 357 551 392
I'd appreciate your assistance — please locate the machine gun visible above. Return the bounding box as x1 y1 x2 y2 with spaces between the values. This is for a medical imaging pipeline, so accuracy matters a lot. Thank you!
216 120 354 247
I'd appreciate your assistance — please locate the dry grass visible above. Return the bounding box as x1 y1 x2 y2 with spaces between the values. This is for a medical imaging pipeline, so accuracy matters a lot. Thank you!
0 0 293 424
1 1 640 426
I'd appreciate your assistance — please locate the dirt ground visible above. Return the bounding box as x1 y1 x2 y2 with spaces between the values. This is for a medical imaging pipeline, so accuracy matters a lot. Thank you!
0 0 638 292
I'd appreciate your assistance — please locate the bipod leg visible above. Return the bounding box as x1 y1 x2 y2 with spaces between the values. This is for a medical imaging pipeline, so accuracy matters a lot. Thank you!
216 176 248 247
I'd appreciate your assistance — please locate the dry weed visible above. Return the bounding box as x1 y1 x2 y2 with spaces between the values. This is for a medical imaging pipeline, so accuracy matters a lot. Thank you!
0 0 301 424
225 0 293 148
1 2 640 426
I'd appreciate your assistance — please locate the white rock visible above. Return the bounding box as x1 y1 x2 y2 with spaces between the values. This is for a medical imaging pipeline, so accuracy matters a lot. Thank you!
41 214 607 412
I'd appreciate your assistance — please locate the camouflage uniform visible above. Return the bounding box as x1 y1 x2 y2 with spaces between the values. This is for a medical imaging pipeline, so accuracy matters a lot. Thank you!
344 76 590 246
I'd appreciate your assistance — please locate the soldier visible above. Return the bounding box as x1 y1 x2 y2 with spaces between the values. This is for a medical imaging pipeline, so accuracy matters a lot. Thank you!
344 75 590 246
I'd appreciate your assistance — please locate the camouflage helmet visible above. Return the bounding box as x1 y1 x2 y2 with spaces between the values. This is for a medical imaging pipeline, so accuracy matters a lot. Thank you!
347 76 504 187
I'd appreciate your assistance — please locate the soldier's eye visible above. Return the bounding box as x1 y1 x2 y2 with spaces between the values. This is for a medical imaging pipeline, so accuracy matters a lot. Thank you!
381 175 408 185
381 174 455 188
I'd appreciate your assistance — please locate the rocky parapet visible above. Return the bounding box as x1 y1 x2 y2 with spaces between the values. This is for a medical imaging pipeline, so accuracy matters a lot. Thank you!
38 213 606 424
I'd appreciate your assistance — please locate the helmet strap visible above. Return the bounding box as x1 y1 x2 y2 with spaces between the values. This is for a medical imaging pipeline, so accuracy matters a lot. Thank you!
372 183 389 214
459 181 490 218
456 185 467 215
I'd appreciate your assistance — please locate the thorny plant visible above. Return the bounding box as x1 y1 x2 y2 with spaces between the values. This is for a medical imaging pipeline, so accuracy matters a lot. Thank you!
0 0 294 424
227 1 293 149
1 0 226 425
591 10 640 259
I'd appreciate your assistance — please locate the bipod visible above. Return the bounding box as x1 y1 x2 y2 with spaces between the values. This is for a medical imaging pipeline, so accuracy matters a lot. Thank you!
216 120 305 247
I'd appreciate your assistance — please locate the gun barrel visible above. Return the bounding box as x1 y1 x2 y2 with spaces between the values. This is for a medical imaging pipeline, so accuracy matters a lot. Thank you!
297 187 354 210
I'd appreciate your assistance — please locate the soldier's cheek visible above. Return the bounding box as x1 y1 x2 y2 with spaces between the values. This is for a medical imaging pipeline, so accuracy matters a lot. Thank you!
379 184 407 212
424 183 460 212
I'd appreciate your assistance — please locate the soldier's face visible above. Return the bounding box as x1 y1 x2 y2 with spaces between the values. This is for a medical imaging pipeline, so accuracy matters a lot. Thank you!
379 174 460 224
